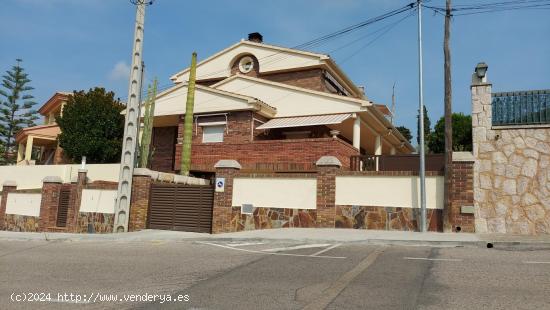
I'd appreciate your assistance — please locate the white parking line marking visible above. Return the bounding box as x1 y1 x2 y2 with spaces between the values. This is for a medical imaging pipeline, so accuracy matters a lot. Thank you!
226 242 265 247
197 242 346 259
404 257 463 262
303 247 384 310
262 243 332 253
311 243 342 257
524 261 550 264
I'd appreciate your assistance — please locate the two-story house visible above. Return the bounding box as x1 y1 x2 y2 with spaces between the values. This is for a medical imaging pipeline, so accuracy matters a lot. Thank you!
15 92 69 165
146 33 414 175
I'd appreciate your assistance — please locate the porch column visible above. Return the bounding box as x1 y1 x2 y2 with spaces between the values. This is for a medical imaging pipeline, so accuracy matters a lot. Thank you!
390 146 396 155
17 143 24 162
24 135 34 161
374 135 382 170
352 116 360 150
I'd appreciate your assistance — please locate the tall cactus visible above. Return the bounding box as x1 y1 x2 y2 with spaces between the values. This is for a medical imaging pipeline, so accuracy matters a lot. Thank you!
139 78 157 168
180 52 197 176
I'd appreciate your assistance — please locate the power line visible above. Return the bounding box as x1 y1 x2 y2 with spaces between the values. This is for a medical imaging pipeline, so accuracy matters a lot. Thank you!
425 0 550 15
182 2 417 81
121 2 418 102
337 12 415 65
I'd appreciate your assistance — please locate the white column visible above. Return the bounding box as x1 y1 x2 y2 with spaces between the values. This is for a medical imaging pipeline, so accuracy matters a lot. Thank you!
353 116 360 150
390 146 396 155
24 136 34 161
17 143 24 162
374 135 382 155
374 135 381 171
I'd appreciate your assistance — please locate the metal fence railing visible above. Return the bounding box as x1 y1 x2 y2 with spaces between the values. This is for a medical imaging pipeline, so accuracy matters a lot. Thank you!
492 90 550 126
350 154 444 172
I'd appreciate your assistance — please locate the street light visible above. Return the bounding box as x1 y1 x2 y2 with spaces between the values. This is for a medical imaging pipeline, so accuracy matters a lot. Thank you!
475 62 488 78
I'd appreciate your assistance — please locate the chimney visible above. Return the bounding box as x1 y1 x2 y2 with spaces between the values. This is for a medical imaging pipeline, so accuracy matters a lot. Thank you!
248 32 263 43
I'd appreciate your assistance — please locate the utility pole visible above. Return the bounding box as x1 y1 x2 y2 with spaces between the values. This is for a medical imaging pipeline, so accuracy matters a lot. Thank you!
417 0 427 232
443 0 453 232
114 0 151 233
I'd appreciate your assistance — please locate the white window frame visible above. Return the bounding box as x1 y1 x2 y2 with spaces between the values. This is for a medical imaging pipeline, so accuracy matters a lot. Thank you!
201 124 225 143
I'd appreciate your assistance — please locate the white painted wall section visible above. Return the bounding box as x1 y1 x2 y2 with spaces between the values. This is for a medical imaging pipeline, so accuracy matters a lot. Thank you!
5 193 42 217
173 42 324 83
215 77 362 117
232 178 317 209
79 189 117 214
152 85 252 117
0 164 120 190
335 176 444 209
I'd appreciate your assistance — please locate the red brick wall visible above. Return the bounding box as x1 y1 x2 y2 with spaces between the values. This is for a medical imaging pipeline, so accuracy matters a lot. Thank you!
228 54 328 94
449 160 475 232
317 166 337 228
212 168 237 233
150 110 358 173
150 126 177 172
39 181 62 230
261 69 328 93
177 111 259 145
129 175 151 232
175 137 358 172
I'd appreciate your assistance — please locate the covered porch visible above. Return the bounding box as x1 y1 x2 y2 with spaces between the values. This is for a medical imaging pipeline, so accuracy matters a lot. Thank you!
15 124 61 165
255 111 415 156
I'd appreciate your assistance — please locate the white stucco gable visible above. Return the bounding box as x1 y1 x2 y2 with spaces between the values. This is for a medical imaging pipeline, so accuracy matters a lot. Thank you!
148 83 275 117
171 40 328 84
212 75 370 118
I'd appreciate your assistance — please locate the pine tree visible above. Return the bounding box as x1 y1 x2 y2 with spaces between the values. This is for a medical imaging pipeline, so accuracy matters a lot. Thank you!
0 59 38 164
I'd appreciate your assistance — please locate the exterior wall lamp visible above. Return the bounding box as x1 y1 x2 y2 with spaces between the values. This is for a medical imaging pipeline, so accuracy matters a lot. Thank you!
475 62 488 78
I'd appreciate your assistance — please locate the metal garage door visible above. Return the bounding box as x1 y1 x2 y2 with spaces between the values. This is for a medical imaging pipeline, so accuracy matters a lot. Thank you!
148 183 214 233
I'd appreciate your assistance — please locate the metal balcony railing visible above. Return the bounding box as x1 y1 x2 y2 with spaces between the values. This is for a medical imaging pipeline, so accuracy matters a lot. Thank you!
350 154 445 172
492 90 550 126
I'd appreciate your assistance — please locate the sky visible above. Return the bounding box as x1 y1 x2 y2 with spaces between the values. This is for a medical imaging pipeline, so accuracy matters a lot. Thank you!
1 0 549 143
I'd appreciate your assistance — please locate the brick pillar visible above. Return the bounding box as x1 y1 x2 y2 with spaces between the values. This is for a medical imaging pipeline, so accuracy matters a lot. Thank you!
316 156 341 228
1 181 17 229
39 176 63 231
212 160 241 234
449 153 476 233
67 169 87 231
129 168 154 231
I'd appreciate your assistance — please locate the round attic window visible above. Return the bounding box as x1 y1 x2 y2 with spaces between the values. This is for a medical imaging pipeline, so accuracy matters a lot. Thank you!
238 56 254 73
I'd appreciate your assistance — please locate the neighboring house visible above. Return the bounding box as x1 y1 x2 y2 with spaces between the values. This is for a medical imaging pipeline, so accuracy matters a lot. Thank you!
15 92 70 165
147 33 414 175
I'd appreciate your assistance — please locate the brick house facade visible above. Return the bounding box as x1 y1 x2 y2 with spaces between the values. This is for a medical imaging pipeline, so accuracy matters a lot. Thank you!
147 34 415 175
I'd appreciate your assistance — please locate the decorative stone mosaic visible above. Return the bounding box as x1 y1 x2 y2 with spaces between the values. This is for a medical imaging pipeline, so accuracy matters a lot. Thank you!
230 207 316 231
472 84 550 234
335 205 442 232
4 214 39 232
77 212 114 233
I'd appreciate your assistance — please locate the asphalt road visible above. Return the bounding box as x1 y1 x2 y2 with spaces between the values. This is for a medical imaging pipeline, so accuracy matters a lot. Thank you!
1 238 549 309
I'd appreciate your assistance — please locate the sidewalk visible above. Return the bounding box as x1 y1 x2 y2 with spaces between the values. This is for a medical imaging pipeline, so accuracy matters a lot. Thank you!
2 228 550 248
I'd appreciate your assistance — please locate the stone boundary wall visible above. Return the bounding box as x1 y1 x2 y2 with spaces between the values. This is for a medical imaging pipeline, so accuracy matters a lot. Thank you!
0 168 199 234
472 80 550 235
212 156 474 234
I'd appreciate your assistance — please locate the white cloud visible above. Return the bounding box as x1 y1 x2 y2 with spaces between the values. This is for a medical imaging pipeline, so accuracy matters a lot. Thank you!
108 61 131 81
